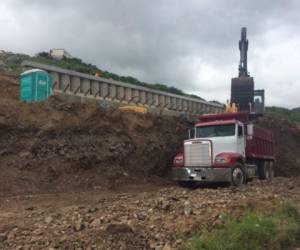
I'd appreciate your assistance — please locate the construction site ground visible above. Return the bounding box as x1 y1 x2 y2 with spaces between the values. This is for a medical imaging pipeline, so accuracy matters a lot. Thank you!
0 72 299 249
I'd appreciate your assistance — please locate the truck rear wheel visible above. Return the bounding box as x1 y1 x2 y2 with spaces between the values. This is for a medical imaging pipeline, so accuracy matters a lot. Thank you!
258 161 273 180
231 163 246 186
268 161 274 180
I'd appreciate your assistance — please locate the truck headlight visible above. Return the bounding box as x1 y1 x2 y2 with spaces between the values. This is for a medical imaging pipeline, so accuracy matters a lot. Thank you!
175 158 183 164
215 156 230 164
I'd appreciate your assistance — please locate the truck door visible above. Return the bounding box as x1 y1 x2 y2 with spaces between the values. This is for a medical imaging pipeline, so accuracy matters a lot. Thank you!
237 124 245 157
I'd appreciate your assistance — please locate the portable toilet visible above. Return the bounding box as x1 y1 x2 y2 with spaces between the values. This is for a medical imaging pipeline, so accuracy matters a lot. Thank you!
20 69 52 103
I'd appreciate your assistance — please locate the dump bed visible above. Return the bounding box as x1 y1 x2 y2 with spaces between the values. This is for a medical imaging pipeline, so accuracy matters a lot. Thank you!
245 124 275 160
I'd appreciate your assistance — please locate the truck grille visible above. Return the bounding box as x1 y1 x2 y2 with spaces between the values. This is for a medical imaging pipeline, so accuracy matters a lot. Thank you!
184 140 212 167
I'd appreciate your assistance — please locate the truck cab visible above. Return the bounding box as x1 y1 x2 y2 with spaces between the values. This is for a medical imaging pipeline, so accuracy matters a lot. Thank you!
172 112 275 186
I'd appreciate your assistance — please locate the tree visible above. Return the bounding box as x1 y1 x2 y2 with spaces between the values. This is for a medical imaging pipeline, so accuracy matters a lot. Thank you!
37 52 49 58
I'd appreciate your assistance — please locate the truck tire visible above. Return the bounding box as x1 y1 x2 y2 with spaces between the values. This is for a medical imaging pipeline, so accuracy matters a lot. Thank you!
269 161 275 180
258 161 272 180
231 163 246 186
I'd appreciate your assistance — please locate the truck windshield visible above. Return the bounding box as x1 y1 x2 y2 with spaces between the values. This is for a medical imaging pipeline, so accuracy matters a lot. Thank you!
195 124 235 138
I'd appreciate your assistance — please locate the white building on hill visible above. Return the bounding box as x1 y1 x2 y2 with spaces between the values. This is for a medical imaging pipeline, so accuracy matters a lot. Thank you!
50 49 72 60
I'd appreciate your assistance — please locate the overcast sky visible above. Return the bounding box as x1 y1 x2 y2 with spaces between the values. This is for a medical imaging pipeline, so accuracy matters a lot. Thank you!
0 0 299 108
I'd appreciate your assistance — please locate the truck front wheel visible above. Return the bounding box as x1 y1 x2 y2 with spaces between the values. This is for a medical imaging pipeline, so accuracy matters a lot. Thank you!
231 163 246 186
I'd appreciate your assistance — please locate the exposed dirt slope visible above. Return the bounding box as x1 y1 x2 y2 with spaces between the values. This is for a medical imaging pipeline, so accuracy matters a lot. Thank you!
258 117 300 177
0 73 188 195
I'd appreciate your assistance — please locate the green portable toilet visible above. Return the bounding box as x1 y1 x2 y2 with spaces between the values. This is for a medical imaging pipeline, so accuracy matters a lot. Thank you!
20 69 52 103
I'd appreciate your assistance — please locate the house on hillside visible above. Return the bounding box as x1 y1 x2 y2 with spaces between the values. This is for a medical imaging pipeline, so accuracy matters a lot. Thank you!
49 49 72 60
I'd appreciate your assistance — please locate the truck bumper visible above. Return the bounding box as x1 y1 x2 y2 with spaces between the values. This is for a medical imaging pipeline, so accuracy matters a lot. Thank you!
172 167 232 183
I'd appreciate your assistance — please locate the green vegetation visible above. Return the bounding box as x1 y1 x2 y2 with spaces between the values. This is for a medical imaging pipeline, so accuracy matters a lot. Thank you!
33 55 100 76
0 50 205 100
186 202 300 250
32 54 204 99
0 52 30 73
265 106 300 123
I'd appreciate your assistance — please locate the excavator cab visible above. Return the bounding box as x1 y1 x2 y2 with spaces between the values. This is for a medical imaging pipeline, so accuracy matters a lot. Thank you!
253 89 265 114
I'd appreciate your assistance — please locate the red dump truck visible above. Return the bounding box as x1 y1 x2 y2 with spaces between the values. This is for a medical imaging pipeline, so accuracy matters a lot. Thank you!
172 112 275 186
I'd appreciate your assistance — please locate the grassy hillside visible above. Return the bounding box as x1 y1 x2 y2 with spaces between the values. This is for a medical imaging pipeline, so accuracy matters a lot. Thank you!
0 51 205 101
265 106 300 123
0 52 30 72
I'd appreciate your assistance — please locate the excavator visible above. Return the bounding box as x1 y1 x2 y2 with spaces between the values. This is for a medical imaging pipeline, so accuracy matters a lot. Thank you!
228 27 265 115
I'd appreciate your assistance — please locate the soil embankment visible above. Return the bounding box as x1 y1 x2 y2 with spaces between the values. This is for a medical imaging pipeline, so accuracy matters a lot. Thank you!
0 73 188 195
258 117 300 177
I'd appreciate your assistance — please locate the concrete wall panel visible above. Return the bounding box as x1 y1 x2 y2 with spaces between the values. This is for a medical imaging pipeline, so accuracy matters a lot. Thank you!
132 89 139 103
109 85 117 100
117 86 125 101
71 76 81 92
177 98 182 111
81 79 90 94
140 91 146 104
146 92 153 105
159 95 165 107
153 94 159 106
61 74 70 91
49 72 60 90
171 97 175 110
101 83 109 98
192 102 197 113
91 81 99 95
125 88 132 101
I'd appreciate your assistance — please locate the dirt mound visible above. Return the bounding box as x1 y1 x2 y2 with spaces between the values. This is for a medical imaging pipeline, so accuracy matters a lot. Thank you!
0 73 188 195
258 117 300 177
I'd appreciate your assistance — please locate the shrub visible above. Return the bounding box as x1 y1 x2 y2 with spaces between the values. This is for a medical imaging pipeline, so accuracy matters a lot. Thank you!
265 106 300 123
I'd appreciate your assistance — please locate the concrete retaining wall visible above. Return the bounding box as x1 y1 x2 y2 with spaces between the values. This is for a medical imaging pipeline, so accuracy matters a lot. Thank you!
21 60 224 115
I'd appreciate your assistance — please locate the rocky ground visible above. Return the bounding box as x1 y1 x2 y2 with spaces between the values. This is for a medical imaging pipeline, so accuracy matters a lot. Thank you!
0 178 300 250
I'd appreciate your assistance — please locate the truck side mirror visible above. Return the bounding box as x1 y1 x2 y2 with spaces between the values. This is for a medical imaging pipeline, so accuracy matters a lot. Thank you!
247 124 254 138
